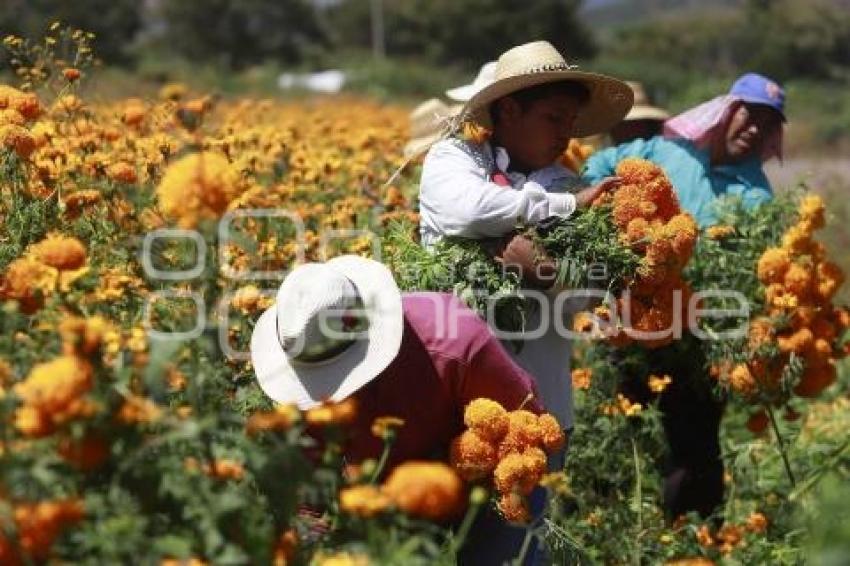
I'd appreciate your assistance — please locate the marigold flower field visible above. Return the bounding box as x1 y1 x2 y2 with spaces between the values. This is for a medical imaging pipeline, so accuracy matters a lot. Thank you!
1 27 850 566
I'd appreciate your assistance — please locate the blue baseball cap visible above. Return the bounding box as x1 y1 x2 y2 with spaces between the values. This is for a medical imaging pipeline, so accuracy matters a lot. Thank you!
729 73 786 122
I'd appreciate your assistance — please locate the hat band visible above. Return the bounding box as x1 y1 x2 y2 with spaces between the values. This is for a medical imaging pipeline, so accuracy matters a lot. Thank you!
522 61 578 74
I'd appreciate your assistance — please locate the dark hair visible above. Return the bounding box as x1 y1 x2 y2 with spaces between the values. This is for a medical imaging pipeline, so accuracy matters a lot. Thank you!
491 80 590 123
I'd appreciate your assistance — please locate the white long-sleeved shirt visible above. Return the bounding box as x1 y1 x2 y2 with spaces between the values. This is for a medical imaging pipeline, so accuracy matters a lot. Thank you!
417 137 584 430
419 138 580 247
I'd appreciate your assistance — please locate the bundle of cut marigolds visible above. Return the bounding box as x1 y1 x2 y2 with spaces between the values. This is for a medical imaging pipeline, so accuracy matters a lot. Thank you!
449 399 565 523
574 158 698 349
720 194 848 428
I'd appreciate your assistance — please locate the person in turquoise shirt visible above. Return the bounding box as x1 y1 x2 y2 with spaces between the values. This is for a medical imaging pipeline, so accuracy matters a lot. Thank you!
584 72 785 227
583 73 786 522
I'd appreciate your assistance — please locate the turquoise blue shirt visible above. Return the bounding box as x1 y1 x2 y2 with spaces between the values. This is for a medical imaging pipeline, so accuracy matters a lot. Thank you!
582 137 773 227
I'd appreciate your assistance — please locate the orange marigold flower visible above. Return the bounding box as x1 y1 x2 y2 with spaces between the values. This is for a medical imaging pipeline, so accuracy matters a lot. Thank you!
781 223 811 253
696 524 714 547
706 224 735 240
757 248 790 284
339 484 391 517
371 416 405 439
28 233 87 270
493 451 542 495
496 492 531 524
381 461 465 522
648 374 672 393
155 151 244 229
498 410 542 457
460 121 492 145
246 404 300 435
449 429 498 481
794 361 837 398
746 511 768 534
783 263 813 299
463 398 509 443
799 194 825 229
272 528 298 566
537 413 565 453
62 67 81 81
727 363 757 397
777 327 814 355
571 367 592 390
616 157 662 185
108 162 138 184
0 124 36 158
58 315 113 356
8 498 84 563
747 318 774 350
305 398 357 426
0 256 58 313
115 395 162 424
815 261 844 302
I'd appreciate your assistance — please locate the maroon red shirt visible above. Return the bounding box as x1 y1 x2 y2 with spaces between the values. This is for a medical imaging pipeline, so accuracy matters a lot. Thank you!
346 292 543 470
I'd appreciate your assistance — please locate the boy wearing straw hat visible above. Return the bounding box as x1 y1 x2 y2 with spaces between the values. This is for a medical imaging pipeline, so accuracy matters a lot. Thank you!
418 40 632 445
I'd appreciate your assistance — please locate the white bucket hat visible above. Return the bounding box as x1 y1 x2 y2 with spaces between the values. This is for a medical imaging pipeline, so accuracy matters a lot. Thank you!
463 41 633 137
446 61 498 102
250 256 403 409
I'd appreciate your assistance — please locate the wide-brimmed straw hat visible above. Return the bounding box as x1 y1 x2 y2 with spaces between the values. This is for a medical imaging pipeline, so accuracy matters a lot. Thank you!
623 81 670 122
250 256 403 410
463 41 633 137
446 61 497 102
403 98 458 158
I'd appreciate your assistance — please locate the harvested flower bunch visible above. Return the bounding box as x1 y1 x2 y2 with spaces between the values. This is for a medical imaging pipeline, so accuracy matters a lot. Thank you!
449 398 565 523
573 158 698 349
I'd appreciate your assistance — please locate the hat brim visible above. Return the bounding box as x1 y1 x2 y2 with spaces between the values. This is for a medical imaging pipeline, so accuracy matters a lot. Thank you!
250 256 404 409
403 132 444 158
736 95 787 122
623 105 670 122
464 70 634 137
446 83 480 102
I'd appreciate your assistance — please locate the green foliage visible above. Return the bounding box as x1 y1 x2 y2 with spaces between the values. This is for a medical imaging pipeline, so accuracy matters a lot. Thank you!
154 0 328 70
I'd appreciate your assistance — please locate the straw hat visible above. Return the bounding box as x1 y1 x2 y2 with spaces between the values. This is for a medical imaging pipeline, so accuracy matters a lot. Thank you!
463 41 633 137
403 98 456 158
250 256 403 409
623 81 670 122
446 61 498 102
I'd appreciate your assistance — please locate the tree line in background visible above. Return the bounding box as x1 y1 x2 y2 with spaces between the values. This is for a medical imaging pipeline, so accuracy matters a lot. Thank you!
1 0 849 83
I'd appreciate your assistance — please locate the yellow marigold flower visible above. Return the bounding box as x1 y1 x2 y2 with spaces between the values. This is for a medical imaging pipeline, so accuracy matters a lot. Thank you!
757 248 790 284
648 374 672 393
246 403 300 435
538 413 565 453
799 194 825 229
746 511 768 533
13 355 94 437
155 151 244 228
161 559 208 566
381 461 465 522
0 86 41 119
449 429 498 481
571 367 592 390
28 233 87 271
313 551 371 566
496 492 530 524
159 82 188 101
539 471 570 495
339 485 391 518
58 315 113 356
305 398 357 426
1 256 59 312
231 285 274 314
0 108 25 126
115 395 162 424
0 124 36 158
781 223 811 253
706 224 735 239
460 120 491 145
617 393 643 417
463 398 509 443
371 416 405 439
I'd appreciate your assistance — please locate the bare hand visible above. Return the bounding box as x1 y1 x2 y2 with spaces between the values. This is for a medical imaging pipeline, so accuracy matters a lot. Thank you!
495 234 557 290
575 176 621 208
